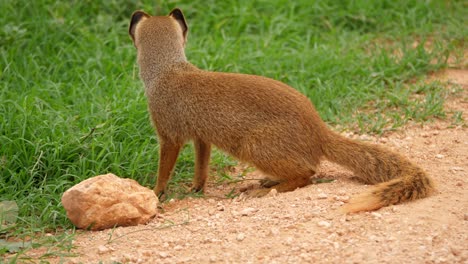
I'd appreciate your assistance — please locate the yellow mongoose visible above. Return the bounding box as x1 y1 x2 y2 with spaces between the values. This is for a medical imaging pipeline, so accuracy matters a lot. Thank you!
129 8 435 212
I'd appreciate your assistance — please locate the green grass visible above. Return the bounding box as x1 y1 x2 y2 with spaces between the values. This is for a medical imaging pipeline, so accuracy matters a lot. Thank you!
0 0 466 252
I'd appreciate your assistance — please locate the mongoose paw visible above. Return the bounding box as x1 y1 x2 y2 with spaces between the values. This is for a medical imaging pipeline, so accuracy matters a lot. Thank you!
247 188 271 198
154 189 167 202
259 179 280 188
189 185 205 194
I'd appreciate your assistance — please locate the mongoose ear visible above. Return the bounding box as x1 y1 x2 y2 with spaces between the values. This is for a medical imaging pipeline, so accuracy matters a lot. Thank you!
169 8 188 43
129 11 150 42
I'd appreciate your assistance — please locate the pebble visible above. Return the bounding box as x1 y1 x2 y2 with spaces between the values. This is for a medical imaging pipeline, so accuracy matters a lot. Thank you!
317 193 328 199
240 207 258 216
236 233 245 241
216 202 225 211
435 154 445 159
371 212 382 218
450 167 464 171
270 228 280 236
159 252 169 258
334 195 350 202
267 189 278 197
421 132 430 138
97 245 112 254
174 245 183 251
318 221 332 228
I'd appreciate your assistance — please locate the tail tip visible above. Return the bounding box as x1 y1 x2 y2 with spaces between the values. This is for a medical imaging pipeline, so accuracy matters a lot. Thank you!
340 193 385 213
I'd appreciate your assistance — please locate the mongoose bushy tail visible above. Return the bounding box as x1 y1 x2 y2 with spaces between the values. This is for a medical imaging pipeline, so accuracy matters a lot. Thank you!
323 131 436 212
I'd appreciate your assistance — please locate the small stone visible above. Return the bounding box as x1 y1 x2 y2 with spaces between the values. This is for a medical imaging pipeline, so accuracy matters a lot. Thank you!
464 214 468 221
450 167 464 172
334 195 350 202
421 132 430 138
216 202 225 211
123 254 136 262
338 190 347 196
240 207 258 216
450 246 461 256
236 233 245 241
97 245 111 254
267 189 278 197
270 228 280 236
371 212 382 218
435 154 444 159
317 221 331 228
317 193 328 199
159 252 169 258
174 245 183 251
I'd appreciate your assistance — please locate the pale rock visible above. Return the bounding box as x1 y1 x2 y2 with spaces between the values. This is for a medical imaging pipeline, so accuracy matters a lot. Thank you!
98 245 112 254
240 207 258 216
318 220 332 228
435 154 445 159
270 227 280 236
61 173 158 230
371 212 382 218
216 202 225 211
285 236 294 245
236 233 246 241
159 252 169 258
317 193 328 199
450 167 464 172
174 245 183 251
267 188 278 197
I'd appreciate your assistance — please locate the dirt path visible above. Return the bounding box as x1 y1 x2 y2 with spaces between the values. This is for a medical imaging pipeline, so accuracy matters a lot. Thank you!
26 70 467 263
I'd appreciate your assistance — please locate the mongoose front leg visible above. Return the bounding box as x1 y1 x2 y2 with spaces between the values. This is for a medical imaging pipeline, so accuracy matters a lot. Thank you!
191 139 211 193
154 139 182 199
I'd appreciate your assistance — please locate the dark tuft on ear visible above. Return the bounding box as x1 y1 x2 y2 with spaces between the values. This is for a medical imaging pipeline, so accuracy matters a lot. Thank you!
169 8 188 42
129 11 149 42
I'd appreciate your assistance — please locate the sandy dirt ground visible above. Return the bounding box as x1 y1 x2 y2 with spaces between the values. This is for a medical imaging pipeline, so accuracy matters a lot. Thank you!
18 69 468 263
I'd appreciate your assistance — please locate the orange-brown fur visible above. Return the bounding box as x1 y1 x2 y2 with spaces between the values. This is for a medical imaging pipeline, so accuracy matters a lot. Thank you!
128 9 435 212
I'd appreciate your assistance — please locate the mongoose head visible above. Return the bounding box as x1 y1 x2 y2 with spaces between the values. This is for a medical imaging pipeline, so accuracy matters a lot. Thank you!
129 8 188 69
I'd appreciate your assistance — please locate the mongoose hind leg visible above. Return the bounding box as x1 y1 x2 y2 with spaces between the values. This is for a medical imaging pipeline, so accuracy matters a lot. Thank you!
191 139 211 193
248 175 311 197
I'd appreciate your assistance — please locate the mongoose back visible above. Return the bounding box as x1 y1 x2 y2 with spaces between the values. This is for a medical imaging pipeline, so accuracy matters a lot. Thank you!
129 8 435 212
